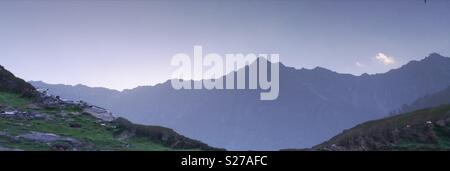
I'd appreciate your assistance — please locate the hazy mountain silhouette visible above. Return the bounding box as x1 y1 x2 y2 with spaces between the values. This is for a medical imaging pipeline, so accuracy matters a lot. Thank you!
397 86 450 114
30 53 450 150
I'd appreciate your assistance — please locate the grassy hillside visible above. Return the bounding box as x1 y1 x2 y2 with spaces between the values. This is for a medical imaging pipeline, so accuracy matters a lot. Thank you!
314 104 450 151
0 66 38 98
0 91 216 151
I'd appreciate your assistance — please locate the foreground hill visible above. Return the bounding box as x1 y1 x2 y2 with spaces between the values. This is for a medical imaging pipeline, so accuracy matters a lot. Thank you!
313 104 450 151
31 53 450 150
312 83 450 151
0 65 217 151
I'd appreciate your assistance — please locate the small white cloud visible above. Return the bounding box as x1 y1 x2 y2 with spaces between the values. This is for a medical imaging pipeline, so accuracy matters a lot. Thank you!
355 62 366 68
375 53 395 65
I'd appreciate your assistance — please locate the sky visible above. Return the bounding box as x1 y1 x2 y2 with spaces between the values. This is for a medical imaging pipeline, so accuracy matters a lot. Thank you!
1 0 450 90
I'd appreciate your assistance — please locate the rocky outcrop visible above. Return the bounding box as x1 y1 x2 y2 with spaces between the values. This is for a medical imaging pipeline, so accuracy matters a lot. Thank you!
82 106 115 122
35 92 115 122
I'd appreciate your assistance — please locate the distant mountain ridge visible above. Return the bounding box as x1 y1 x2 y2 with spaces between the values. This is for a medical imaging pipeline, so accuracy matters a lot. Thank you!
30 81 121 106
397 86 450 114
30 53 450 150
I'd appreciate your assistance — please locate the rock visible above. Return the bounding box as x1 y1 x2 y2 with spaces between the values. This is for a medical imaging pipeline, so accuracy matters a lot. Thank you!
0 146 22 151
82 106 115 122
16 132 81 145
1 110 18 115
17 132 62 143
0 107 19 115
436 120 446 127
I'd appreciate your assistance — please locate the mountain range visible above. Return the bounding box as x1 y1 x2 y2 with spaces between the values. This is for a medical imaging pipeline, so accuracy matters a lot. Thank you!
30 53 450 150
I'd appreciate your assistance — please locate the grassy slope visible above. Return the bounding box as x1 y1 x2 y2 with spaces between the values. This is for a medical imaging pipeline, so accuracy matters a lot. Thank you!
0 91 184 151
314 104 450 151
0 91 30 109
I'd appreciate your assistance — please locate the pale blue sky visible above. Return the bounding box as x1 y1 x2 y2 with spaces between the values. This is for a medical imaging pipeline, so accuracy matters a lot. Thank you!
1 0 450 90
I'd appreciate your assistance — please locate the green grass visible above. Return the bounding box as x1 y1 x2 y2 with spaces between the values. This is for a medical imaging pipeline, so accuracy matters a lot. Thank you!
34 105 83 115
26 114 125 150
0 118 29 135
433 125 450 149
0 91 31 108
0 111 180 151
396 140 438 151
0 113 174 150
